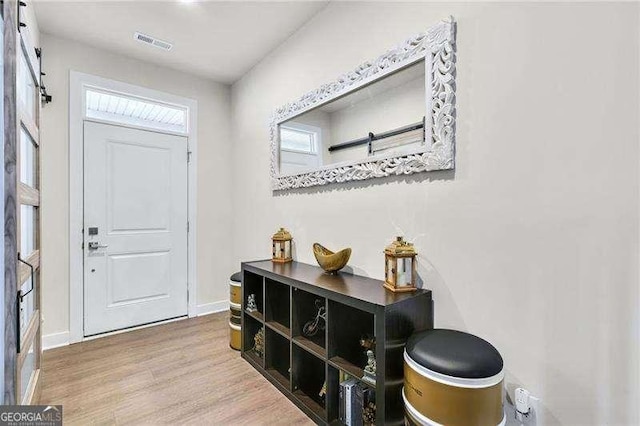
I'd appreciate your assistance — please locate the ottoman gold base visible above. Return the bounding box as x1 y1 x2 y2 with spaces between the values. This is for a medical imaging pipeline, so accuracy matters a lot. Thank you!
404 352 504 426
230 280 242 305
229 322 241 351
403 389 505 426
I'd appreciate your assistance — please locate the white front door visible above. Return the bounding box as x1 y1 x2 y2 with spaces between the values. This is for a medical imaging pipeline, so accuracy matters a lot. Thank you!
83 121 188 336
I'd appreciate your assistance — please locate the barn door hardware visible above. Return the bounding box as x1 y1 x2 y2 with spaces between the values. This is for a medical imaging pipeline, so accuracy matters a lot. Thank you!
16 254 35 353
17 1 26 29
35 48 53 104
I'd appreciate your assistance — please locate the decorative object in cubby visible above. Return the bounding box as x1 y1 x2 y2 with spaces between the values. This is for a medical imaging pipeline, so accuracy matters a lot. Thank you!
253 326 265 358
319 381 327 399
312 243 351 274
246 294 257 312
363 401 376 425
363 350 377 385
359 335 376 352
384 236 418 293
272 227 293 263
302 299 326 337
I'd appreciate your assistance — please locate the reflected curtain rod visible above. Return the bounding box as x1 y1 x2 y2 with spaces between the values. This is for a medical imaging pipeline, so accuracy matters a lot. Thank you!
327 117 425 153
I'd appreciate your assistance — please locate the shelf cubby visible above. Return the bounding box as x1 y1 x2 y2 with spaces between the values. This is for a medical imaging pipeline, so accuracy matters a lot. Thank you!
327 365 377 425
265 328 291 391
292 344 327 420
243 314 264 368
292 288 327 358
241 260 433 425
327 300 374 377
243 271 264 315
265 278 291 336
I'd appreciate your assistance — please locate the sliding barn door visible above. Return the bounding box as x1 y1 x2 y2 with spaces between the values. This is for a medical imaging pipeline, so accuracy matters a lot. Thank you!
3 0 42 404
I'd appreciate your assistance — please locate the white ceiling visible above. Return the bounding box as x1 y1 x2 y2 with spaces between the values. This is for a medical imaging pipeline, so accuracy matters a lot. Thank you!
33 0 328 84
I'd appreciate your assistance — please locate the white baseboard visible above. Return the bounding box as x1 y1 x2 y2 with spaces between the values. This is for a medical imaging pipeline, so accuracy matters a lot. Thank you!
197 300 229 316
43 331 70 351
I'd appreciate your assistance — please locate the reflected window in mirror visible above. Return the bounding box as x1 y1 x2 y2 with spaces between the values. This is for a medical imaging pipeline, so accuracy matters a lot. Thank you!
280 126 318 153
279 123 323 175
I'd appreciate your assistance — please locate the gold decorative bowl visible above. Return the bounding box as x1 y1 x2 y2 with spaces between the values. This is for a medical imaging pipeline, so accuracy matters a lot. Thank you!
313 243 352 274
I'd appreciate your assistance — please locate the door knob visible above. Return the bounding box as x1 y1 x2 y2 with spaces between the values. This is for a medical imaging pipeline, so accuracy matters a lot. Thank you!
87 241 108 250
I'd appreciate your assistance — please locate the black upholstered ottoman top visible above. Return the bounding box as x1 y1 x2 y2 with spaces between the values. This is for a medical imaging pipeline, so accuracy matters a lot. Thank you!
405 329 503 379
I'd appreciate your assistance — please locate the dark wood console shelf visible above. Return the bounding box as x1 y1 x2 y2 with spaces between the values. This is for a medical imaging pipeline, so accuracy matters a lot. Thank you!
241 260 433 425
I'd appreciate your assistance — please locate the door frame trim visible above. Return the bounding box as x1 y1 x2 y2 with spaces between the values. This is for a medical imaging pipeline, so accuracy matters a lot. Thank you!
69 71 198 344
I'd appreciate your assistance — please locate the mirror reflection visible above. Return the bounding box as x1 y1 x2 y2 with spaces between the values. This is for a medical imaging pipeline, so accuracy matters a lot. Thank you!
278 60 426 176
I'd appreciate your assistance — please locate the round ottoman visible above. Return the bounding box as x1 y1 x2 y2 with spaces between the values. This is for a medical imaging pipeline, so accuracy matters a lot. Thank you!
229 272 242 350
229 271 242 306
403 329 504 426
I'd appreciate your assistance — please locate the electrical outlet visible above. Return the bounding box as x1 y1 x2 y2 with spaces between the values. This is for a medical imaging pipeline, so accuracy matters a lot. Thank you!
515 388 530 414
512 388 541 425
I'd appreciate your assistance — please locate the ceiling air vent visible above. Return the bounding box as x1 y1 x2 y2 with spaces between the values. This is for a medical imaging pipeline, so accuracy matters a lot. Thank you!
133 32 173 51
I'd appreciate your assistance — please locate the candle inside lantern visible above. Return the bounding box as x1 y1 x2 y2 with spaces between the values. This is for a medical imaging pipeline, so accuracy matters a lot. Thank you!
397 258 407 287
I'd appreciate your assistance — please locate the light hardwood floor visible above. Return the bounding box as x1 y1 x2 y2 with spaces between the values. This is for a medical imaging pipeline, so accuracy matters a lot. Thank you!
40 313 313 425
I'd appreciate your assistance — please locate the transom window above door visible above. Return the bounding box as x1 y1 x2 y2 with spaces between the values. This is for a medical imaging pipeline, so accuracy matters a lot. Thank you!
85 88 188 134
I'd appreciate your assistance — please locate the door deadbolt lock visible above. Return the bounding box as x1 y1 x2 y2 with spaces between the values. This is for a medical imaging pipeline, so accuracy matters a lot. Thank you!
87 241 108 250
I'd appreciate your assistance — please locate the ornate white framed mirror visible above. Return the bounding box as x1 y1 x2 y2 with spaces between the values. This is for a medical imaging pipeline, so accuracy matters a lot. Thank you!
270 17 457 191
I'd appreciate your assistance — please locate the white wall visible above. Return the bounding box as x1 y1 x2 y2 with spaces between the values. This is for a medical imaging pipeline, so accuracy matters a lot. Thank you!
40 34 234 338
231 2 639 425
